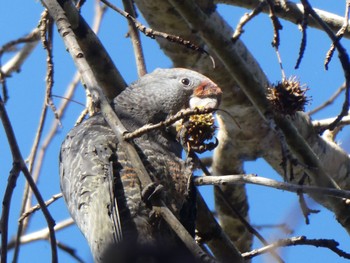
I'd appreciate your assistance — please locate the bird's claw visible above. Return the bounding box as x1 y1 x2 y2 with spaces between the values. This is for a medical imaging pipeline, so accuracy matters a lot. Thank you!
141 182 164 205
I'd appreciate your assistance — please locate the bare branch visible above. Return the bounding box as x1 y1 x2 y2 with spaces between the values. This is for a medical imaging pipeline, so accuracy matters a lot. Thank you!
1 28 40 76
0 95 58 263
195 157 283 263
301 0 350 131
217 0 350 38
295 5 309 69
194 174 350 199
123 108 215 140
46 0 127 100
0 28 40 103
0 29 40 56
242 236 350 260
297 191 320 225
325 1 350 69
100 0 212 60
308 83 346 115
8 218 74 248
13 11 58 262
313 114 350 131
253 223 293 235
121 0 147 76
19 193 63 222
15 6 107 256
215 185 284 262
196 194 244 263
265 0 283 49
40 10 59 122
232 2 264 41
56 241 85 263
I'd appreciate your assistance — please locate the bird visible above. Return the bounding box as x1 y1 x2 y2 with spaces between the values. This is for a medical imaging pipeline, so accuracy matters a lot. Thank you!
59 68 222 263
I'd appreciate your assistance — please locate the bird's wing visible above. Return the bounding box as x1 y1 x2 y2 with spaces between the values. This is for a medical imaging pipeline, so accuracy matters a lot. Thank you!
59 115 129 261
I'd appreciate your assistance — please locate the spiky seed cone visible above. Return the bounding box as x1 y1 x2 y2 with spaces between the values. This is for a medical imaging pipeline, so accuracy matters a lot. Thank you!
267 77 309 115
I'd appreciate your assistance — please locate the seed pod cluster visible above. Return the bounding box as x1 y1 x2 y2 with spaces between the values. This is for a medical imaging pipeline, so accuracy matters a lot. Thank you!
267 77 309 115
177 112 218 153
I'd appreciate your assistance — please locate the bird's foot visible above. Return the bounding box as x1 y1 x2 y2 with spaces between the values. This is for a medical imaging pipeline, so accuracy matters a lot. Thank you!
141 182 164 205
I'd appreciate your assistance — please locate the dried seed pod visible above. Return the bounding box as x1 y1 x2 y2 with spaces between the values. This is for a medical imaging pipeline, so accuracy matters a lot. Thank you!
177 112 218 153
267 77 309 115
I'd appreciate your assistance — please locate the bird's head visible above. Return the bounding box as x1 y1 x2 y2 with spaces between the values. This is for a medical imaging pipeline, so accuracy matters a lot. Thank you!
113 68 222 126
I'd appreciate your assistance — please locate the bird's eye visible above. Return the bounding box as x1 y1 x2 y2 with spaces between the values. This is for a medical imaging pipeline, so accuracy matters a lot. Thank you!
181 78 191 86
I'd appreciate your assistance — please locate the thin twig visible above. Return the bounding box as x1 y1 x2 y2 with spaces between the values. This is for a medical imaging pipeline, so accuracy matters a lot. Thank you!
1 161 21 263
12 12 56 263
195 194 244 262
0 69 8 103
56 241 85 263
13 6 107 259
297 191 319 225
76 107 89 125
49 0 127 100
41 11 59 122
122 0 147 76
295 6 309 69
16 6 107 256
1 28 40 77
194 157 284 263
313 114 350 132
123 107 215 140
99 0 212 59
0 28 40 103
242 236 350 260
194 174 350 199
0 95 58 263
226 0 350 38
265 0 283 49
76 0 87 10
8 218 74 248
301 0 350 131
29 0 107 192
308 83 346 115
19 193 63 222
325 1 350 70
253 223 293 235
232 2 264 41
0 29 40 56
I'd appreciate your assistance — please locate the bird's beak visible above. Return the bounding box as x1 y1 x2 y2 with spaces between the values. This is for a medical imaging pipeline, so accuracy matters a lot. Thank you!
189 81 222 110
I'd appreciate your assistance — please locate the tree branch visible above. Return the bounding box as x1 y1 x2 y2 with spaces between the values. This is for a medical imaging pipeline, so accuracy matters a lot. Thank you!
0 28 40 76
54 0 127 99
196 194 244 263
242 236 350 260
19 193 63 222
121 0 147 76
0 95 58 263
8 218 74 248
217 0 350 39
194 174 350 199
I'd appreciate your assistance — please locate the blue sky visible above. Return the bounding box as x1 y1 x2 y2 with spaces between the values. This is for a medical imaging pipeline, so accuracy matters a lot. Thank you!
1 1 350 262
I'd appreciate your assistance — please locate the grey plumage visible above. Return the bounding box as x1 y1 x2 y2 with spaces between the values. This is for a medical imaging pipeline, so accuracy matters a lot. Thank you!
59 68 221 262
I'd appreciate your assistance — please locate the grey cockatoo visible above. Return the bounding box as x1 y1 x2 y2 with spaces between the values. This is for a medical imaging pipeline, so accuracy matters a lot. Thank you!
59 68 222 262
